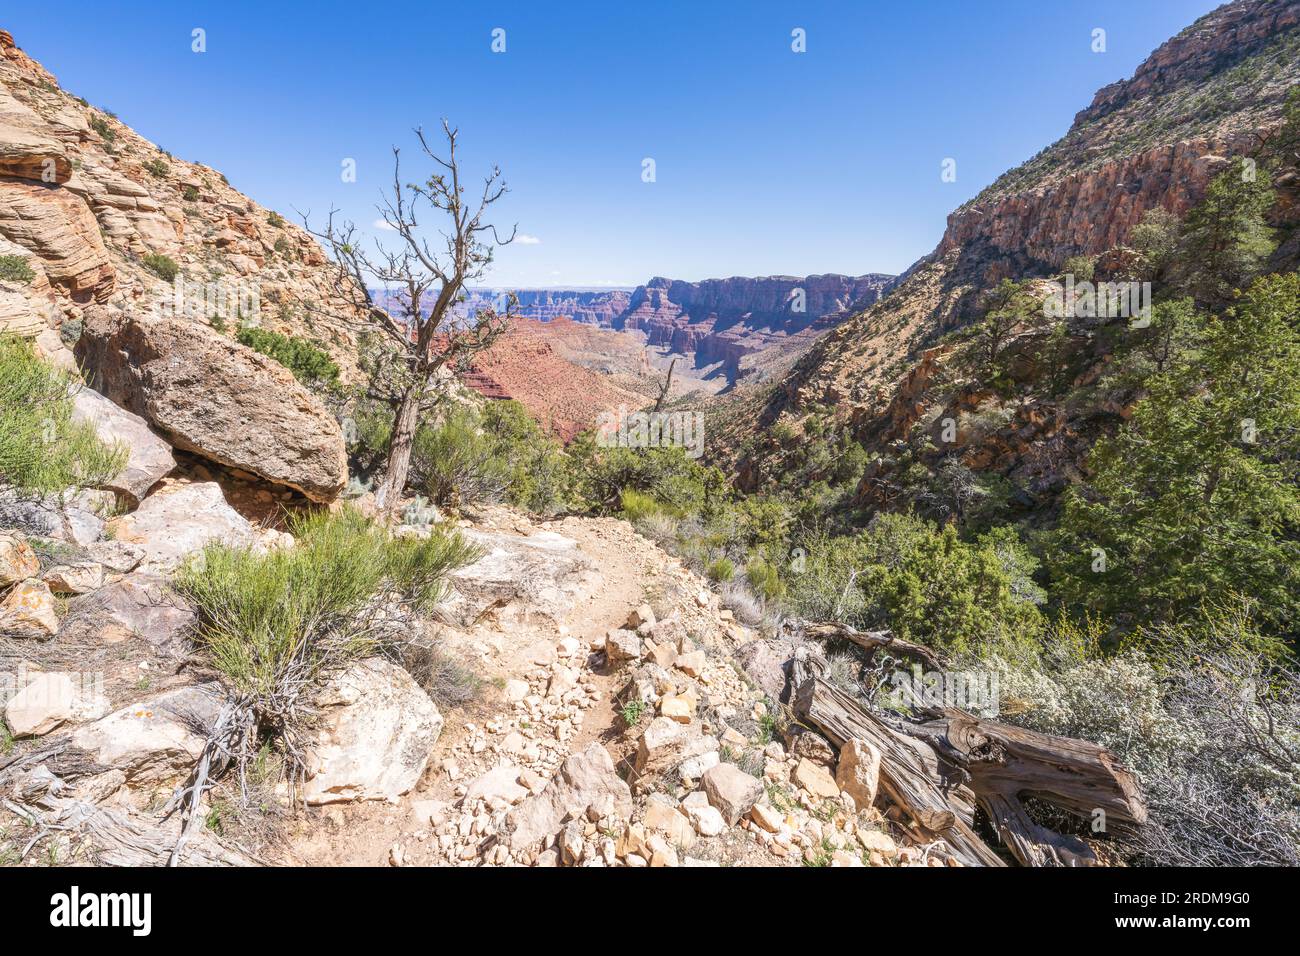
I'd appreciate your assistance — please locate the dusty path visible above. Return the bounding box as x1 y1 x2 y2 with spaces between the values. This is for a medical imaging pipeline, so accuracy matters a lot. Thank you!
283 511 676 866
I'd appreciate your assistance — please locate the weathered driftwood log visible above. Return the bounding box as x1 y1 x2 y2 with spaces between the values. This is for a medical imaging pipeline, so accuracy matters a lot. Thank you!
800 621 942 670
791 648 1147 867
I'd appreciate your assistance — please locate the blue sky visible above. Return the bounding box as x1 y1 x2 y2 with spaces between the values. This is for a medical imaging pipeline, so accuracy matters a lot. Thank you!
8 0 1220 287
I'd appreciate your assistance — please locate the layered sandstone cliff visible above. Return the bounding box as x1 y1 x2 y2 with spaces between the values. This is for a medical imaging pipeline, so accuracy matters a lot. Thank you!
0 28 364 373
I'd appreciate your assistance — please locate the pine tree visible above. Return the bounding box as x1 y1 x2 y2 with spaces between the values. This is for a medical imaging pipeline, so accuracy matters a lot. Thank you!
1052 272 1300 637
1175 158 1276 305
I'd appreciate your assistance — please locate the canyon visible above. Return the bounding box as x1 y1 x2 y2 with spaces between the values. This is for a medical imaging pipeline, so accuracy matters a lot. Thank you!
451 272 894 388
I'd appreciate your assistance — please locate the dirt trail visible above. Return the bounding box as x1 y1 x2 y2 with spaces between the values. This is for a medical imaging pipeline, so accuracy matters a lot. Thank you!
283 512 670 866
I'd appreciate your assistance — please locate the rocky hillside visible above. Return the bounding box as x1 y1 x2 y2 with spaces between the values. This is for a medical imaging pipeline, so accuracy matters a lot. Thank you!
454 274 895 390
0 28 364 375
726 0 1300 487
461 319 648 441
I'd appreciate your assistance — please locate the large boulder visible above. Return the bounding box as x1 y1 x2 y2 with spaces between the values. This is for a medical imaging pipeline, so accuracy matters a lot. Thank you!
67 683 226 788
75 307 346 502
504 743 634 854
302 658 443 805
70 385 175 504
106 479 253 572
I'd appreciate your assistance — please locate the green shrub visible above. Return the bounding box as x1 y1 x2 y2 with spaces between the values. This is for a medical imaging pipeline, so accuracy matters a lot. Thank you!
0 336 126 494
182 184 200 202
411 404 512 508
175 507 479 701
267 211 286 228
785 513 1044 659
620 488 667 523
706 556 736 583
0 255 35 284
89 115 115 143
143 157 169 178
236 326 340 387
273 236 293 258
142 253 179 282
569 437 727 516
745 557 785 601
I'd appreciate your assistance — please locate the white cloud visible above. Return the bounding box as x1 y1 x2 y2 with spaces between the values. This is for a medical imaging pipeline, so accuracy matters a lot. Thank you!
372 218 397 232
514 233 541 245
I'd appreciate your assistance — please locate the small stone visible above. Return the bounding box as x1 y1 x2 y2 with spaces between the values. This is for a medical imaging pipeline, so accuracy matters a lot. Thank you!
684 803 726 837
604 629 643 665
643 800 696 849
836 738 882 809
504 679 529 702
674 650 706 678
660 695 693 723
858 829 898 858
702 762 764 826
793 757 840 800
0 579 60 638
0 533 39 586
749 803 783 834
42 562 105 595
626 603 656 630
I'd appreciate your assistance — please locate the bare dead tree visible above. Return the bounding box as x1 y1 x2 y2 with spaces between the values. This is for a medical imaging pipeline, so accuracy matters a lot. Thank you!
652 358 677 413
303 121 519 511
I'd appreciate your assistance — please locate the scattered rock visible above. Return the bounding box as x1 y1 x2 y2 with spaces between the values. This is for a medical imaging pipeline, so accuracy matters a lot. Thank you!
604 628 642 665
749 802 783 833
0 486 110 545
3 670 108 736
634 716 718 781
793 757 840 799
0 578 59 637
643 798 696 849
56 573 194 656
0 531 39 585
683 801 726 837
42 561 104 594
107 479 254 571
463 763 529 806
70 385 175 504
626 603 655 630
68 683 226 788
505 743 633 854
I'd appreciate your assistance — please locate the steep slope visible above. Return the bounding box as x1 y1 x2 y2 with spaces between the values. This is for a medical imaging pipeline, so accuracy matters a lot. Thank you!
0 29 365 374
729 0 1300 488
465 319 648 440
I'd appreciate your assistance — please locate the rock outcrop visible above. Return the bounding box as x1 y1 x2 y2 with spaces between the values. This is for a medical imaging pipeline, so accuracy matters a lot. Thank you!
77 307 347 501
70 384 175 503
105 479 254 572
0 28 367 377
302 658 444 805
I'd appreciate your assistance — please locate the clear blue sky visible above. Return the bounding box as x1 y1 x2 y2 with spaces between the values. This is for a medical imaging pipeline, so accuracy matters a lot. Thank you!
7 0 1221 287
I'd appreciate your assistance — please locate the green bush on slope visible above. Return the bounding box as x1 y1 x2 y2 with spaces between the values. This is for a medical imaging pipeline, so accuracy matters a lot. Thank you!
0 336 126 495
